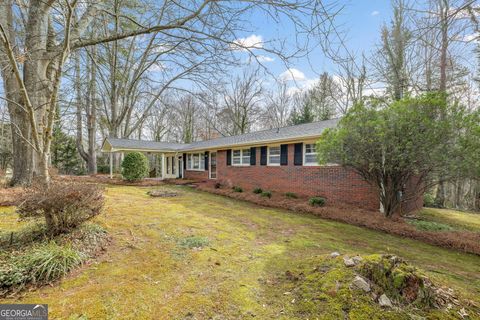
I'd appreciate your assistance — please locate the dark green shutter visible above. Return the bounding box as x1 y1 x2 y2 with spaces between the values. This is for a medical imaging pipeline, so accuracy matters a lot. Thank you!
183 153 187 170
294 143 303 166
250 147 256 165
226 149 232 166
260 146 267 165
280 144 288 165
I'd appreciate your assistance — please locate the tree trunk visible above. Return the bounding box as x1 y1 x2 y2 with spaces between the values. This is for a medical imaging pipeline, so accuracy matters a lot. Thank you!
434 0 449 207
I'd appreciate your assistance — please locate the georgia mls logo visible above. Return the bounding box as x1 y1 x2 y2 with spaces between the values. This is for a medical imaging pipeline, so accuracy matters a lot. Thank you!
0 304 48 320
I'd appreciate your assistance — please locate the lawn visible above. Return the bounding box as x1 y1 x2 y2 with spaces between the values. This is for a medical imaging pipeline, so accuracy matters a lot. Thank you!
413 207 480 232
1 185 479 319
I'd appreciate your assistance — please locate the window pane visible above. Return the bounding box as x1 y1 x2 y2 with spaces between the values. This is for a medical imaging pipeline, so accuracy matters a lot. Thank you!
269 155 280 164
200 153 205 169
193 154 199 169
305 144 316 154
269 147 280 155
233 149 241 164
242 149 250 164
305 154 317 163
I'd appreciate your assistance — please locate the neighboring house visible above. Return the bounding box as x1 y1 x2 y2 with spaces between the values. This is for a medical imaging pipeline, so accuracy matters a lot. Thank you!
101 119 422 212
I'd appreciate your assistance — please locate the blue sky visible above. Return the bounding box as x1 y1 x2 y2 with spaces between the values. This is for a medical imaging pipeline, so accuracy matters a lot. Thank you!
234 0 394 84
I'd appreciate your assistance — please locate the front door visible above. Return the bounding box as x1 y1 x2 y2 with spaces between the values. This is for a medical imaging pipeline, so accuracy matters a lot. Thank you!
209 152 217 179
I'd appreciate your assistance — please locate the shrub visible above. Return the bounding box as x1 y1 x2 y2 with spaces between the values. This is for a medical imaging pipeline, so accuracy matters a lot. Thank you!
253 187 263 194
178 236 210 249
285 192 298 199
17 182 104 236
423 193 436 208
97 164 110 174
261 191 272 198
121 152 149 181
214 182 222 189
232 186 243 192
309 196 326 207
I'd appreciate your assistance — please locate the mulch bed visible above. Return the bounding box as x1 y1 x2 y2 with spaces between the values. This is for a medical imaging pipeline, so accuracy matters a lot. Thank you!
195 182 480 256
0 187 25 206
54 175 166 186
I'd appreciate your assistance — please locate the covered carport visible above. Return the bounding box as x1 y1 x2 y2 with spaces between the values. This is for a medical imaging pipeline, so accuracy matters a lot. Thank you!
101 138 187 180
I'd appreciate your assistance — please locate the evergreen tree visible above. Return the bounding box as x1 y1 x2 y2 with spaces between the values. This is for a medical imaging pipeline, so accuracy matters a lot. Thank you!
290 103 315 125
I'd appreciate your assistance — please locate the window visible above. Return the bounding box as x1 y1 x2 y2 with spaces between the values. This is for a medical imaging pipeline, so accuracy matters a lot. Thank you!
268 146 280 165
232 150 241 165
232 149 250 166
187 152 205 170
304 143 318 165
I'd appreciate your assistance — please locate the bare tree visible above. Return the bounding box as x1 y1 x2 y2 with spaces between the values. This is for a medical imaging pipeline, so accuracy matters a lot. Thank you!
0 0 336 185
220 69 264 135
371 0 412 101
262 81 292 129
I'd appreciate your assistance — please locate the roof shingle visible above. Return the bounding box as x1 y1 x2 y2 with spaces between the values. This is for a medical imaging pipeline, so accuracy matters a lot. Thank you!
103 118 339 152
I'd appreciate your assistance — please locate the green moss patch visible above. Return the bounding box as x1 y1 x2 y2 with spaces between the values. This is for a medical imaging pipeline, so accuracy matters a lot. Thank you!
1 186 479 319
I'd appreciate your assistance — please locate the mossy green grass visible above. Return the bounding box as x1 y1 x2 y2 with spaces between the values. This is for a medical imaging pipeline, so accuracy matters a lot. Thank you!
0 185 478 319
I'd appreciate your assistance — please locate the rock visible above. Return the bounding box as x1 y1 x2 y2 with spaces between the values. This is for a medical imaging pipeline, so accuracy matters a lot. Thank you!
352 256 363 264
352 275 371 292
378 294 393 307
343 256 356 267
330 251 341 258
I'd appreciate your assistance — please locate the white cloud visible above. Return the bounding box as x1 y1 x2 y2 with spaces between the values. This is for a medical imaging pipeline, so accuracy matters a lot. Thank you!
231 34 263 51
148 62 165 72
257 55 274 63
279 68 306 81
463 33 479 43
371 10 380 16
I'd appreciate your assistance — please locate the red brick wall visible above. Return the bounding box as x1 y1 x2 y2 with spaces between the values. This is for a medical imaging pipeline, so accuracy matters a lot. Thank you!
184 144 422 212
184 169 208 181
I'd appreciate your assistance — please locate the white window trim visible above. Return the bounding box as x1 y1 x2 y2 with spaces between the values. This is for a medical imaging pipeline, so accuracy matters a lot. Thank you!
232 148 251 166
303 143 319 166
267 146 281 166
186 152 205 171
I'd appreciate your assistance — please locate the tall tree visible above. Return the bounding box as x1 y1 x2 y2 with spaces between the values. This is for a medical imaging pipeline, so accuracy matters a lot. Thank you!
372 0 411 100
0 0 334 185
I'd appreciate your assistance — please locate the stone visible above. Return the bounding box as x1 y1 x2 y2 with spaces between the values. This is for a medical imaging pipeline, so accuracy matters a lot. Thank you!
352 275 371 292
343 256 356 267
352 256 363 264
330 251 341 258
378 294 393 307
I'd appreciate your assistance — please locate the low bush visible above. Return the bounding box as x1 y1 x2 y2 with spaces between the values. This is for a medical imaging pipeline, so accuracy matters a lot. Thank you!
253 187 263 194
232 186 243 192
96 164 110 174
121 152 149 181
285 192 298 199
17 182 104 236
309 196 326 207
178 236 210 249
261 191 272 198
423 193 436 208
214 182 222 189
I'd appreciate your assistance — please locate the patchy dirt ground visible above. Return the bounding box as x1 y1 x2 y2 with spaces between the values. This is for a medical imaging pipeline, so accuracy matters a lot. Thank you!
0 185 479 319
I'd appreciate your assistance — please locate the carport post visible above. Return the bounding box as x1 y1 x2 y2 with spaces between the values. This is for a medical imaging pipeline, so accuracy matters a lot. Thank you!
110 152 113 179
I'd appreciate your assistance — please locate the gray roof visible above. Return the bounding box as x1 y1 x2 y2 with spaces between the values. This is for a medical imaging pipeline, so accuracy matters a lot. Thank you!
102 138 185 152
102 118 339 152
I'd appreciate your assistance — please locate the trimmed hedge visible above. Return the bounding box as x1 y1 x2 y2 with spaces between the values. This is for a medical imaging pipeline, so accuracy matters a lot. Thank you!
121 152 149 181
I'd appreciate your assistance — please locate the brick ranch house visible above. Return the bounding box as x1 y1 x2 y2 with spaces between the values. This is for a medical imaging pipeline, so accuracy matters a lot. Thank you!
102 119 422 213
